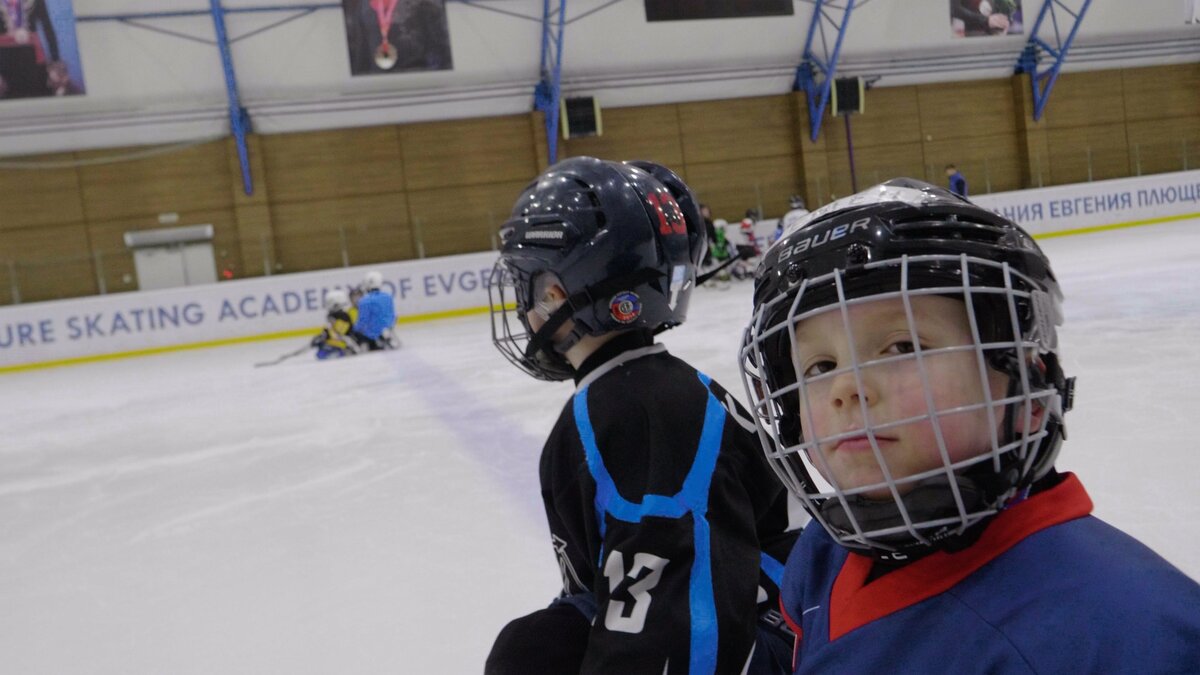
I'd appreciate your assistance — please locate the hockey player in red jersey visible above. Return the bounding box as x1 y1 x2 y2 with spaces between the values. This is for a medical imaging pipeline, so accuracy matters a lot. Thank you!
739 178 1200 672
486 157 800 674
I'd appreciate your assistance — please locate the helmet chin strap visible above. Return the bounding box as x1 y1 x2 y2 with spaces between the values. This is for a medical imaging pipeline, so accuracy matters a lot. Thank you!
522 268 662 369
820 473 992 563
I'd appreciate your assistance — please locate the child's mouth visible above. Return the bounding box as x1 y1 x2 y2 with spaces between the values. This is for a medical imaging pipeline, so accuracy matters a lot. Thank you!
833 434 893 453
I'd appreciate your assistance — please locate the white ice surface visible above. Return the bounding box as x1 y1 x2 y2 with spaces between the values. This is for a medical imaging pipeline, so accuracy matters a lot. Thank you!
2 220 1198 674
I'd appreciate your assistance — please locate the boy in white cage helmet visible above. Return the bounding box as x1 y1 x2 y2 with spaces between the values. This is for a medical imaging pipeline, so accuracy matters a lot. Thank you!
738 178 1200 672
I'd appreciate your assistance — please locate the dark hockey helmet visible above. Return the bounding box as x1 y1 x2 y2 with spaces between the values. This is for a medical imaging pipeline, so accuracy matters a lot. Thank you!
739 178 1075 560
489 156 705 381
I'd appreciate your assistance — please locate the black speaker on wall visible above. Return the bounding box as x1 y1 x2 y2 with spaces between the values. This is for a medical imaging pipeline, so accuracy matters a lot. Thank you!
561 96 602 139
830 77 865 115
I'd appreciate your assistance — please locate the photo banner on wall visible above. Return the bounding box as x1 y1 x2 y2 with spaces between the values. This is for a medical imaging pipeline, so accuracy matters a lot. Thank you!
950 0 1025 37
0 0 86 99
644 0 793 22
342 0 452 76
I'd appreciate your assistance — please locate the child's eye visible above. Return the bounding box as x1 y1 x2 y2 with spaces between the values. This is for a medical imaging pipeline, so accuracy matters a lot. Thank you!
885 340 917 355
802 359 836 378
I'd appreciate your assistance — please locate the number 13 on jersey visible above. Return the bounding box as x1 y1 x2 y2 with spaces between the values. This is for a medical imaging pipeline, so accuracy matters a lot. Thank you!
602 550 669 633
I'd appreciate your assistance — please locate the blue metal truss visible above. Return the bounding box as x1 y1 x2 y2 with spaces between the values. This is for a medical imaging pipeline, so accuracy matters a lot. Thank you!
794 0 857 142
76 3 340 195
534 0 567 164
1015 0 1094 121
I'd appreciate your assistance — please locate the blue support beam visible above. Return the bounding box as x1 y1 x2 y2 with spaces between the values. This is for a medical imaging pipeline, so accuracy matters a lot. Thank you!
210 0 253 195
1015 0 1093 121
534 0 567 164
794 0 857 142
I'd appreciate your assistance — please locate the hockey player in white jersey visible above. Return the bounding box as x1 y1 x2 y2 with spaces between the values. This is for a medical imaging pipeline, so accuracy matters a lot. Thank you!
777 194 810 240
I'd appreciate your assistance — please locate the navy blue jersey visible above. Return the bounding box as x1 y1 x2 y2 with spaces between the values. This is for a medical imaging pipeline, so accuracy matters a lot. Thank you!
540 341 799 674
780 474 1200 673
948 170 968 197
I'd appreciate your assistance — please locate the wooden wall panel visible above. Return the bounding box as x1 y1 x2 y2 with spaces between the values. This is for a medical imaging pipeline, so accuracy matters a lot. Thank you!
823 142 925 199
400 115 540 191
922 133 1024 194
678 95 796 164
85 220 140 295
684 155 800 222
1126 117 1200 176
1122 63 1200 122
407 180 528 258
261 127 403 203
271 193 411 273
560 104 685 168
918 79 1016 142
1046 123 1132 185
76 141 233 221
1039 70 1127 130
231 203 276 278
823 86 922 153
0 155 84 230
0 223 95 303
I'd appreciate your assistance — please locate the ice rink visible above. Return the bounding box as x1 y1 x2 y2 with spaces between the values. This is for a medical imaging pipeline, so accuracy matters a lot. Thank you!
3 219 1199 674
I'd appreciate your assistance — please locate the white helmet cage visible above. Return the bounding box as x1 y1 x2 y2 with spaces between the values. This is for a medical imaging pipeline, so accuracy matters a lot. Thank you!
739 179 1074 560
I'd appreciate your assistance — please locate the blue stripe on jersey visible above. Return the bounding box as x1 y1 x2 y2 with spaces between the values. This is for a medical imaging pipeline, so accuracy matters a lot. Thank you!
760 552 785 587
573 372 726 675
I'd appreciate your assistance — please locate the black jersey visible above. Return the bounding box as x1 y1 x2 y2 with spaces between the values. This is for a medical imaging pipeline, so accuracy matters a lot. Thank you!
539 333 798 674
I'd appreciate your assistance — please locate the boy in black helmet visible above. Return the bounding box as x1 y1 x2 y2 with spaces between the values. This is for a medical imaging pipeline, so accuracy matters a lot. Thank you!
486 156 800 674
739 178 1200 672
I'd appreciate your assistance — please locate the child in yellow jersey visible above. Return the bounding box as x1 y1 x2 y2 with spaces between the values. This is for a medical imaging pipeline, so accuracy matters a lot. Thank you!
313 289 361 359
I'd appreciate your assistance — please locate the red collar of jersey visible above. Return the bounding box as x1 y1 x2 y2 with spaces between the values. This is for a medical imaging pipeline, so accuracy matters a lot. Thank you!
828 472 1093 641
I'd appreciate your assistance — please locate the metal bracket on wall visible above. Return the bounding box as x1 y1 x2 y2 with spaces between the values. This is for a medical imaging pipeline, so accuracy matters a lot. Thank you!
794 0 857 143
76 3 341 196
1014 0 1094 121
524 0 621 164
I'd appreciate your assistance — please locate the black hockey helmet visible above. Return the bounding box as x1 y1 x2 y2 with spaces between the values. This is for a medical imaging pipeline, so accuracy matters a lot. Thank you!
740 178 1074 560
489 156 705 381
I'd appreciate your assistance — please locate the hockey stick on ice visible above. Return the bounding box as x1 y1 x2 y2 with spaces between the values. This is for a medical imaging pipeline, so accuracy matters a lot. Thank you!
696 249 753 286
254 343 312 368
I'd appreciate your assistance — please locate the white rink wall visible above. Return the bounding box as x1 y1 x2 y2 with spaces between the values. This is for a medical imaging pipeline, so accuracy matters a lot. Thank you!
0 251 498 369
734 170 1200 257
4 169 1200 370
973 169 1200 236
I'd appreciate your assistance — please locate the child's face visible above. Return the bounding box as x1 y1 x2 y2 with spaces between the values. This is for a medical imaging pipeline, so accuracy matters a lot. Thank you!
791 295 1009 499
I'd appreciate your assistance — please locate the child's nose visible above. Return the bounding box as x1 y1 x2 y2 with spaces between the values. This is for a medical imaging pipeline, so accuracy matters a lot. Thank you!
830 370 874 410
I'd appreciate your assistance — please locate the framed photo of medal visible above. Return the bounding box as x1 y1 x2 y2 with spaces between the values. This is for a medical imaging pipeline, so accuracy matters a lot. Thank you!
342 0 453 76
